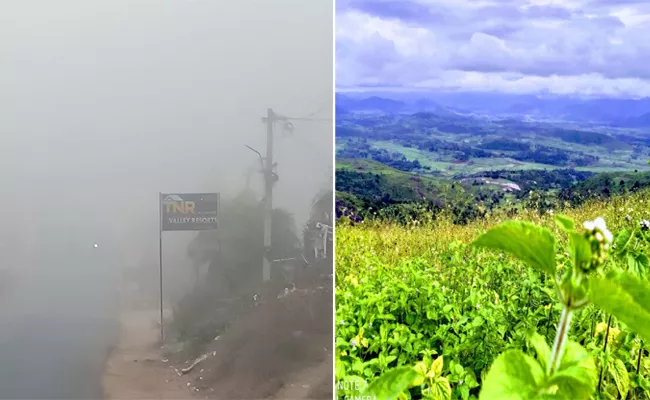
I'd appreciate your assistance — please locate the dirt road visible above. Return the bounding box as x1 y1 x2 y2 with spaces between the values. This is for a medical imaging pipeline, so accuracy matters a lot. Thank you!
102 309 194 400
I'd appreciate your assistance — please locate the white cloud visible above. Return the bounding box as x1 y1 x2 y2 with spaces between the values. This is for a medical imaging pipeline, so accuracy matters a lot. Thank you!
336 0 650 97
414 71 650 97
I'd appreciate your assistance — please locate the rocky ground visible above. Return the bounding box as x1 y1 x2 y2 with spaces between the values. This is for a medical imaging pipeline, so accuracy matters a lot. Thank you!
103 265 333 400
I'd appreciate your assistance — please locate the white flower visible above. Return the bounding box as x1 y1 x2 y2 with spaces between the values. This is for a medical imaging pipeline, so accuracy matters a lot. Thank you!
584 217 612 244
641 220 650 231
350 339 357 348
626 215 632 221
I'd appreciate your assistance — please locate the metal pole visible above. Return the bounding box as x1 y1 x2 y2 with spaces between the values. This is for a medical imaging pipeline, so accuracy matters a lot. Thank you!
263 108 274 281
158 192 164 341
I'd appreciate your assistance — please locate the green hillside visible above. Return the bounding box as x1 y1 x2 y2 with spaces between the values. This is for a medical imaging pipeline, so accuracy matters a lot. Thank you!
336 189 650 400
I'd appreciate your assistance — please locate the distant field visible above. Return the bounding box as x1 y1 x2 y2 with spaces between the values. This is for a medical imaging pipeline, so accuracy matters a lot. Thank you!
335 110 650 178
338 137 650 178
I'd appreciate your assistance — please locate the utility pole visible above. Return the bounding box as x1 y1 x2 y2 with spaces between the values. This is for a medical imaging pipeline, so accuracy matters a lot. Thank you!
262 108 275 282
254 108 330 282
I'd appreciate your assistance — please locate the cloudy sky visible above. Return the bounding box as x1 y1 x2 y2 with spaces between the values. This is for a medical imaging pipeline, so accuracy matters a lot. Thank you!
336 0 650 98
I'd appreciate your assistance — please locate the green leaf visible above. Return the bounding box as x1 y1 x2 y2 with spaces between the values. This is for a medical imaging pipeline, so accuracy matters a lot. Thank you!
479 350 544 400
589 271 650 342
459 384 470 400
608 358 629 399
362 366 419 400
428 356 444 378
615 229 633 254
569 233 592 268
555 215 575 232
473 221 557 276
414 361 428 376
637 253 649 272
429 377 452 400
627 253 649 277
412 362 428 387
548 341 597 400
638 375 650 391
336 355 347 379
527 330 551 372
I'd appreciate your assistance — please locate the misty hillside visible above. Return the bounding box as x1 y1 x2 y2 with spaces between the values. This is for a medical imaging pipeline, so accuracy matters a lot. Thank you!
1 1 333 399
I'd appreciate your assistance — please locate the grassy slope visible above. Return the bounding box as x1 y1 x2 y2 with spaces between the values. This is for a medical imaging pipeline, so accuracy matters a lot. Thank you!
336 155 650 208
336 158 460 202
336 158 508 203
336 191 650 276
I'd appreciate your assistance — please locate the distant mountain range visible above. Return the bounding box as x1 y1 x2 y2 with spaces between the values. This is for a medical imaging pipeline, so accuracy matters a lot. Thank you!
336 92 650 127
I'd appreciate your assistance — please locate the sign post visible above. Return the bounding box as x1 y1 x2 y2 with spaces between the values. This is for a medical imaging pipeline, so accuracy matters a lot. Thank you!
158 192 220 341
159 193 163 341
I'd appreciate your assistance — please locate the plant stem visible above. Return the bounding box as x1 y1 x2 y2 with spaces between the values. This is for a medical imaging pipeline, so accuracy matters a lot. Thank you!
549 306 573 375
598 314 613 393
636 339 643 376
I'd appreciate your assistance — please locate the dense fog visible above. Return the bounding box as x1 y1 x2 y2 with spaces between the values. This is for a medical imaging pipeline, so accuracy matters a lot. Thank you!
0 1 332 397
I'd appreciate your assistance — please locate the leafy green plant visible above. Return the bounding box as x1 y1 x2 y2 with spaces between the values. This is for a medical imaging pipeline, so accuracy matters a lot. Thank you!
344 214 650 399
472 215 650 399
346 356 454 400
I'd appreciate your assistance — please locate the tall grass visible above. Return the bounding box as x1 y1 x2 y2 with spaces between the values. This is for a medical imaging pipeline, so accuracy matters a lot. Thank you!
336 191 650 279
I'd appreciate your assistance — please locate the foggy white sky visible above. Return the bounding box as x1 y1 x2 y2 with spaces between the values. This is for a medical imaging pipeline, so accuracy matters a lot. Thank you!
1 0 333 257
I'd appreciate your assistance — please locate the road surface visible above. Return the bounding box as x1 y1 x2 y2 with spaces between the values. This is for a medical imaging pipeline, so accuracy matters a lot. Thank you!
0 259 120 399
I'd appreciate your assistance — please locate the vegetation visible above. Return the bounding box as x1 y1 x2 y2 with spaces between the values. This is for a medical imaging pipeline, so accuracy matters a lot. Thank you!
468 169 594 196
336 157 650 225
334 98 650 399
335 190 650 399
336 110 650 175
172 186 332 354
166 185 333 400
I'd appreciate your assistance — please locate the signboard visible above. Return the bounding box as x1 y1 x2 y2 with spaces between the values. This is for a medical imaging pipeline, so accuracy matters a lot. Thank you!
160 193 220 231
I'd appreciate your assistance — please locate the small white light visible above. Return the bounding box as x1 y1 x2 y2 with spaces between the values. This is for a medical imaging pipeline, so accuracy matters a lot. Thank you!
94 243 98 248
